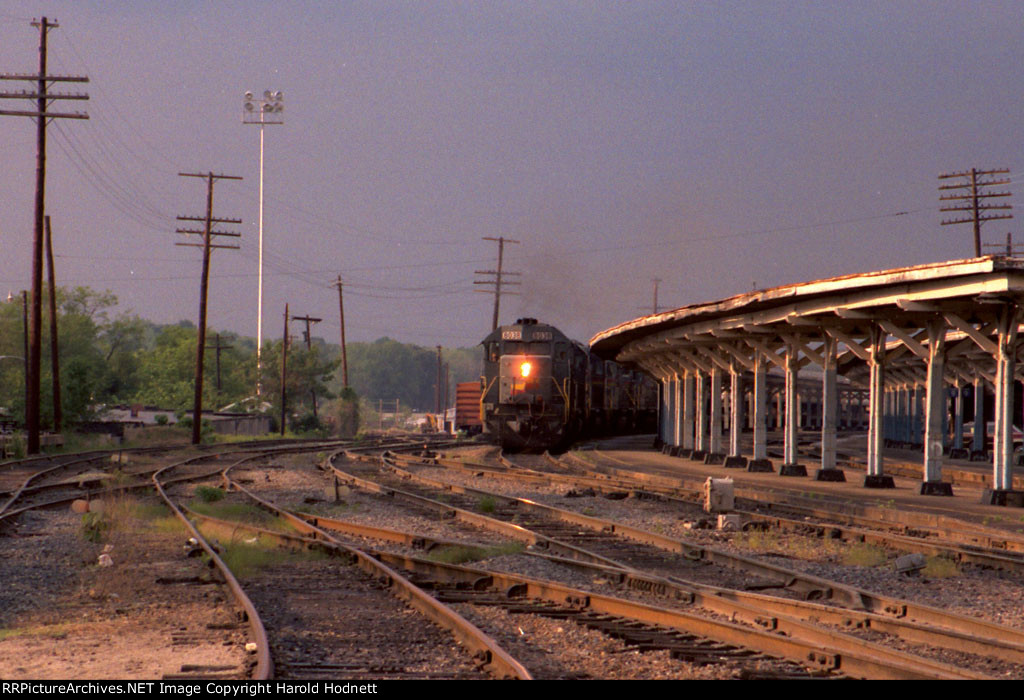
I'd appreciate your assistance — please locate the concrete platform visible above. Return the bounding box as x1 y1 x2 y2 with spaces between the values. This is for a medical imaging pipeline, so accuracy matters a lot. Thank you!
582 434 1024 538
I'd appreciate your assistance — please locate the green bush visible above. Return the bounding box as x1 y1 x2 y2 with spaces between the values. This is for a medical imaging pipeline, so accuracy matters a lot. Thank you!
195 486 226 503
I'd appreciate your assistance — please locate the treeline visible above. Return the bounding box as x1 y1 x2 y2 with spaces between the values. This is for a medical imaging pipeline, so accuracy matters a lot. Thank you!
0 286 484 431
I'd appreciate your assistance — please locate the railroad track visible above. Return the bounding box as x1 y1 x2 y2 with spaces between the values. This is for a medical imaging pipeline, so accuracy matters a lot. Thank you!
182 441 530 681
190 468 992 680
308 444 1024 678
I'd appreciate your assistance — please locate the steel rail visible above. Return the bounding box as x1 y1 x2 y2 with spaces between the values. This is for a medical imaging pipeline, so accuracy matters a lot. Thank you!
405 449 1024 574
374 448 1024 657
189 491 984 680
153 452 275 680
219 459 533 680
577 449 1024 560
366 451 867 604
278 493 1024 672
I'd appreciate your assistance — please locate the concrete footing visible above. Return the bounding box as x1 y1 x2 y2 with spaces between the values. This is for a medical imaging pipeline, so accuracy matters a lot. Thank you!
814 468 846 482
747 459 774 473
920 481 954 497
778 463 807 477
864 475 896 489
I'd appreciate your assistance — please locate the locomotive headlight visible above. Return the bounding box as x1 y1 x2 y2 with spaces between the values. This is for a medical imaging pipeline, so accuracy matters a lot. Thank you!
519 361 532 378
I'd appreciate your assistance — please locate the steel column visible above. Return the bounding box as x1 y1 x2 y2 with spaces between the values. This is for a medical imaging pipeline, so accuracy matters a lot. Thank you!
923 322 947 483
695 371 707 452
709 367 723 454
671 374 681 446
730 366 743 457
821 334 838 472
973 377 986 453
993 305 1018 491
682 371 696 450
867 327 886 477
752 353 767 460
784 342 799 465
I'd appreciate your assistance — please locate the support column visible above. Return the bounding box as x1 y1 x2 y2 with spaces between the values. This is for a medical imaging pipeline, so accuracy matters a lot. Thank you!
780 341 805 476
817 334 843 481
865 326 892 488
750 352 771 470
694 371 707 453
922 322 950 495
729 365 743 458
671 374 682 447
682 371 695 451
992 305 1018 493
953 382 964 451
709 367 723 456
973 377 986 455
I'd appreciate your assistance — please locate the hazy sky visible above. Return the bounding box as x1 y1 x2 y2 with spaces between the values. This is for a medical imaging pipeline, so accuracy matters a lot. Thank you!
1 1 1022 348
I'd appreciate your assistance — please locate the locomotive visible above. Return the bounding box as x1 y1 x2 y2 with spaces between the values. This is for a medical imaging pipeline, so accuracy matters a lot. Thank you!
479 318 657 451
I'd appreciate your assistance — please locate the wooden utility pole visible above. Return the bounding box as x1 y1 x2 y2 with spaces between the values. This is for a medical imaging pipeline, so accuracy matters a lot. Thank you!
206 333 232 394
939 168 1012 257
435 346 443 416
443 362 450 428
291 314 322 420
651 277 661 315
0 17 88 453
44 216 61 432
332 275 349 388
21 292 28 419
176 172 242 445
280 304 289 436
475 237 521 331
983 233 1024 257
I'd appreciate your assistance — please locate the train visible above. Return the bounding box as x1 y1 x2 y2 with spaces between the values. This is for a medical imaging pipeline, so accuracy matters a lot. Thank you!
478 318 658 451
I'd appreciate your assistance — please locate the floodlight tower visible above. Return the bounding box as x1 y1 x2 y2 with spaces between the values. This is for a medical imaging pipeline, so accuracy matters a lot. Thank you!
242 89 284 397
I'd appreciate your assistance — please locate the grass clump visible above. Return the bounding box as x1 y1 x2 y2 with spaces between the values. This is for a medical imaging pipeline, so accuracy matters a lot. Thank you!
477 496 498 514
189 500 273 526
0 623 72 642
841 542 889 568
215 539 331 579
426 542 524 565
923 555 960 579
195 486 226 503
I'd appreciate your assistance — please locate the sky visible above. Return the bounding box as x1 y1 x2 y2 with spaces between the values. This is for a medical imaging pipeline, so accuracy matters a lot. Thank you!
1 1 1022 349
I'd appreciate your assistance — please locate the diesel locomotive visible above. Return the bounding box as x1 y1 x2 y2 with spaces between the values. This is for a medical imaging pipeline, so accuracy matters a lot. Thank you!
479 318 657 451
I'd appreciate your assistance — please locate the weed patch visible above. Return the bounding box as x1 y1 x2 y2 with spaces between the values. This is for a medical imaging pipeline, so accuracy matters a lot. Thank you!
426 543 524 565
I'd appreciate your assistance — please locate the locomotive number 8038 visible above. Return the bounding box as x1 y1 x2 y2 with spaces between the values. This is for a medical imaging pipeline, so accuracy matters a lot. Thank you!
480 318 657 451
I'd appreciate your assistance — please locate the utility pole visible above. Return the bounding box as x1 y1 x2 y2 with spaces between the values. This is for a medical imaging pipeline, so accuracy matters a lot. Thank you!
176 171 243 445
982 232 1024 257
939 168 1012 257
443 362 450 428
291 314 322 420
651 278 661 314
280 304 289 436
435 346 443 416
332 275 349 388
206 333 233 395
21 292 28 420
475 237 521 331
0 17 88 453
44 216 61 432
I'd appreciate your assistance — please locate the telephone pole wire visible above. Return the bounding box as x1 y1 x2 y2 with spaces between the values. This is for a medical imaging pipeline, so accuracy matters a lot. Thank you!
0 16 88 453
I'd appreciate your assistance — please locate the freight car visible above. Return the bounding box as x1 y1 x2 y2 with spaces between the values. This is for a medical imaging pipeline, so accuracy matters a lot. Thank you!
479 318 657 451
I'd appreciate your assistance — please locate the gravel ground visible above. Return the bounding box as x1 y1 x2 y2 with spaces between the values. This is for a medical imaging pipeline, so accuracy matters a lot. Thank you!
0 500 249 679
